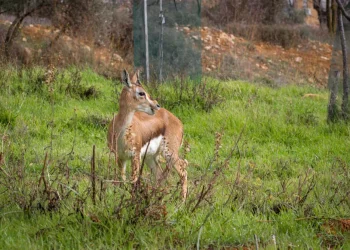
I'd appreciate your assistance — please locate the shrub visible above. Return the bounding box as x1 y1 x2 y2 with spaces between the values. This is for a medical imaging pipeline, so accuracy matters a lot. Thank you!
0 103 15 127
149 78 224 112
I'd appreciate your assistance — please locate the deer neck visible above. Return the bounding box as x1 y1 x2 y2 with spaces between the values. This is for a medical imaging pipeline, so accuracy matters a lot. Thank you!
115 105 135 137
113 88 136 136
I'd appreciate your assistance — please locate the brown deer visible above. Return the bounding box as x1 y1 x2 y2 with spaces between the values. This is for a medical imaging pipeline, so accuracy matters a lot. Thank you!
107 70 188 200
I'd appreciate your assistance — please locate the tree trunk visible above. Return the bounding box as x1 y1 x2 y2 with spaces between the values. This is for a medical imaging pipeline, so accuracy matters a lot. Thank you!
328 70 340 122
4 15 22 59
338 7 349 119
327 0 332 32
332 0 338 33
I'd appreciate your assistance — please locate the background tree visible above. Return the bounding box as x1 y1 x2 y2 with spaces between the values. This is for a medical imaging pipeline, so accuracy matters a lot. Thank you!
328 0 350 120
0 0 51 59
325 0 338 33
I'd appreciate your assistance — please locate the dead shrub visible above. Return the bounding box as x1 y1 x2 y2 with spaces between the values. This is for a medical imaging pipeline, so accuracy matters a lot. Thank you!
226 23 305 48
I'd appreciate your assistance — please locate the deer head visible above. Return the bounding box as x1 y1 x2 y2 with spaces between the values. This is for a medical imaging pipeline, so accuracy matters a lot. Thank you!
120 70 160 115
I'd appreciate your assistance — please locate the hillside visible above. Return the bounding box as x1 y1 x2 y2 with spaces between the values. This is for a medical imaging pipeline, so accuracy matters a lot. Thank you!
0 11 333 87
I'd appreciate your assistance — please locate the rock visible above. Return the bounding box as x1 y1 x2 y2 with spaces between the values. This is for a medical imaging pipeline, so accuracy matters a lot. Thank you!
22 37 27 42
204 46 212 51
261 65 268 70
295 57 302 63
211 65 216 69
219 33 230 41
192 35 199 41
63 35 72 41
112 53 123 62
183 27 190 33
83 45 91 53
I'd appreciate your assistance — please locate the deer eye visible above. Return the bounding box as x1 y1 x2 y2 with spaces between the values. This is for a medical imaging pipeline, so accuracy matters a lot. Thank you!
139 92 145 97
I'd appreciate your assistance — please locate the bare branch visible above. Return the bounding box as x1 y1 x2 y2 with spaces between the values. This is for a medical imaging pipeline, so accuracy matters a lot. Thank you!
335 0 350 22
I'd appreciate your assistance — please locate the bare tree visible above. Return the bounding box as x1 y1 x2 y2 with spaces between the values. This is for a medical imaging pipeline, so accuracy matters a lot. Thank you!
0 0 50 59
330 0 350 120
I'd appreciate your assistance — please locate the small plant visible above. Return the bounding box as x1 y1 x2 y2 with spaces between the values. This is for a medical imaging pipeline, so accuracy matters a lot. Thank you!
65 69 99 99
0 104 15 127
298 108 319 126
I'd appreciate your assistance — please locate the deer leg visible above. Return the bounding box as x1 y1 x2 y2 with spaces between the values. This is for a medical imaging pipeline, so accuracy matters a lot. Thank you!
117 158 126 182
161 137 188 201
163 152 188 201
145 155 162 183
131 153 141 183
173 158 188 201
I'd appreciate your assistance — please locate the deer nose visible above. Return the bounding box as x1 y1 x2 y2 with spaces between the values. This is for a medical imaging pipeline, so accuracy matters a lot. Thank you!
156 104 161 109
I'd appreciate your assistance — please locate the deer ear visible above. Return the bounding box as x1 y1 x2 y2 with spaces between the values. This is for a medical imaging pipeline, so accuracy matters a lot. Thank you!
122 69 132 88
131 72 138 84
135 70 142 86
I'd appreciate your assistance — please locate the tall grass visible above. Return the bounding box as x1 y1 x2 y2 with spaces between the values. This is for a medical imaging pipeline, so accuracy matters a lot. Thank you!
0 67 349 249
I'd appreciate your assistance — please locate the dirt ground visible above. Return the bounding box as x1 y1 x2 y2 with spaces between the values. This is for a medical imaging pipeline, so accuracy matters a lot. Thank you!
199 26 333 87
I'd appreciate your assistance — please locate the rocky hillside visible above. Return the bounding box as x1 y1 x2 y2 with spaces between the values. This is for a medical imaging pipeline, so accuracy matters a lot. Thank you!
1 10 333 87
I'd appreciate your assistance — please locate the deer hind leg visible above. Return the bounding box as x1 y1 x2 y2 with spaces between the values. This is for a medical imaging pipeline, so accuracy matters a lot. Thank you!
161 138 188 201
145 155 162 183
131 153 141 183
173 158 188 201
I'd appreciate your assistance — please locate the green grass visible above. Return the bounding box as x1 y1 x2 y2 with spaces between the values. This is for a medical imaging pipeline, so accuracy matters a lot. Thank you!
0 67 349 249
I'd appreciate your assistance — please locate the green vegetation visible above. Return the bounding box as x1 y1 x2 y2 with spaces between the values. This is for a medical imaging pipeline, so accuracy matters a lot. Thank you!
0 67 349 249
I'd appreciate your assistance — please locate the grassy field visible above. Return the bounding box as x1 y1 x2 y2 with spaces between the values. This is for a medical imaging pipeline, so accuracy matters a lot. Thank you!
0 67 349 249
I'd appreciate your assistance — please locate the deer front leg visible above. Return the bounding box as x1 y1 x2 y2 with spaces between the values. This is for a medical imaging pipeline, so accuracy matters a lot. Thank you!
117 158 127 182
131 153 141 183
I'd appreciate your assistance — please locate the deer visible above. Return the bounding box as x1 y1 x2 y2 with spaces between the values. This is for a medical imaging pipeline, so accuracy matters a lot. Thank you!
107 70 188 200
